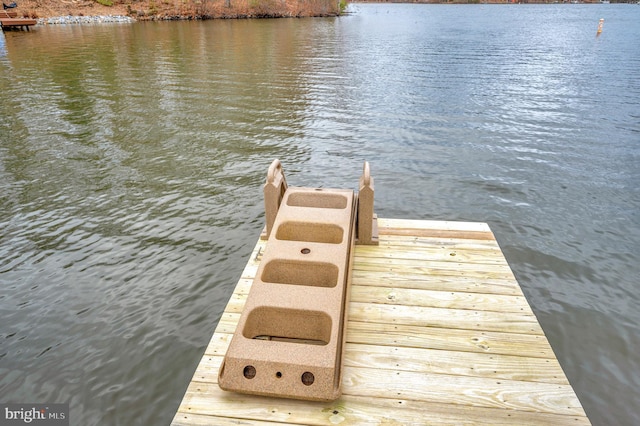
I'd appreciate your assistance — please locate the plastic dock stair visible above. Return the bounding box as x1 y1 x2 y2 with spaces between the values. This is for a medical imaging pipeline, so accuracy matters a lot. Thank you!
218 160 376 401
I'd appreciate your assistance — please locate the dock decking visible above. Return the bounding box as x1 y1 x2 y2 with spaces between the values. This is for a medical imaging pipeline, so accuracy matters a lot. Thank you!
172 218 590 425
0 10 37 31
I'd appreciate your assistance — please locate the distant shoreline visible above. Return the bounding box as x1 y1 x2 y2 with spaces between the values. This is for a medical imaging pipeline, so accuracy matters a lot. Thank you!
13 0 636 24
12 0 345 22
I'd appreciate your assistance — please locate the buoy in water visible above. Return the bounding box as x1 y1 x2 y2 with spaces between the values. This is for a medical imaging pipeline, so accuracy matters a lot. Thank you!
597 18 604 36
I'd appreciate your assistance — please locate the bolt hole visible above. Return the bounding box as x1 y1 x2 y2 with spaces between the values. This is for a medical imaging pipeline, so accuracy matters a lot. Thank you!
301 248 311 254
301 371 314 386
276 371 282 378
243 365 256 379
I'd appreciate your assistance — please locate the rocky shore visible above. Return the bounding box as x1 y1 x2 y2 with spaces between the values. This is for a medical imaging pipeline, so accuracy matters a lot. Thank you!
37 15 135 25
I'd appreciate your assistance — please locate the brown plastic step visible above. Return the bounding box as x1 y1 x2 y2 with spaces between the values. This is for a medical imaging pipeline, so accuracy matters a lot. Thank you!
219 165 357 401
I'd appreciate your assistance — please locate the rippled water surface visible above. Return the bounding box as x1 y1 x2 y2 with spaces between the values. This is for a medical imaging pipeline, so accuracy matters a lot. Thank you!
1 4 639 425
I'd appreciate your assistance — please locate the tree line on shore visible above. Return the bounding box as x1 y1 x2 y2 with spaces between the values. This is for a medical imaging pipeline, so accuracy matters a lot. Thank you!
13 0 633 21
12 0 346 20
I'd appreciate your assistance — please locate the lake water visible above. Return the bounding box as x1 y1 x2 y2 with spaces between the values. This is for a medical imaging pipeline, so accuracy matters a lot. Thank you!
1 3 639 425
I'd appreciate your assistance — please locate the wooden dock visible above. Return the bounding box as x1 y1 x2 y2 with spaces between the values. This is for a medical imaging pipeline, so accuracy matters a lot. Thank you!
0 10 37 31
172 218 590 425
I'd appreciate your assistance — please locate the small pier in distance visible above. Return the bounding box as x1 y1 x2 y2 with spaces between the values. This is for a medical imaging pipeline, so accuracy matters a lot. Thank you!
1 10 36 31
172 217 591 425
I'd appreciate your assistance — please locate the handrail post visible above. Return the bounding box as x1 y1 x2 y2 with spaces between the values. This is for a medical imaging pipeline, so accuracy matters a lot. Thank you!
263 159 288 239
357 161 379 245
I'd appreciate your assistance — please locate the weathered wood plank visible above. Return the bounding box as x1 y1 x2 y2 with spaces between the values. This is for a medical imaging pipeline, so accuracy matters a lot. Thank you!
348 301 542 335
182 361 585 417
346 320 556 358
238 240 266 279
353 258 517 280
350 285 533 314
221 295 541 334
0 18 37 28
379 218 492 233
376 234 505 250
232 275 531 313
356 245 510 266
212 314 556 358
221 285 533 316
352 270 525 296
173 413 303 426
343 343 568 384
175 384 589 426
353 253 513 270
378 218 497 240
340 367 586 416
352 222 514 283
381 227 496 240
200 334 567 385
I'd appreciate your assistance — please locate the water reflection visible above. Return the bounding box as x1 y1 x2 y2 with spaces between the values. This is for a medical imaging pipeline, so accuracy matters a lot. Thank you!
0 32 7 59
1 5 639 426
